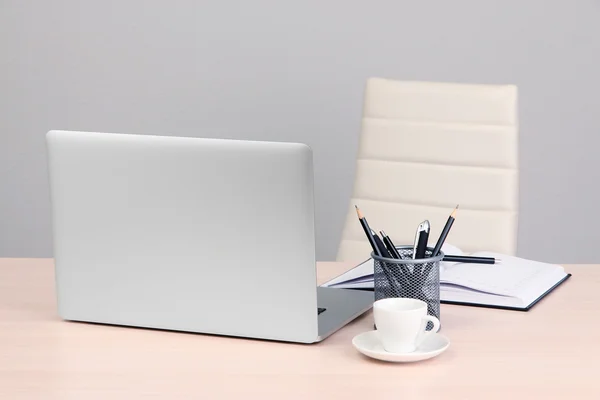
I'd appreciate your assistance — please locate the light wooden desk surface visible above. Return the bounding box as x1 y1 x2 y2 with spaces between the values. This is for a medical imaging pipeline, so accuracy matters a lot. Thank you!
1 259 598 399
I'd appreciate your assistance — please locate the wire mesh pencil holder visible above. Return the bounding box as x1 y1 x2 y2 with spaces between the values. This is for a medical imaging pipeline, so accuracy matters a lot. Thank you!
372 246 443 330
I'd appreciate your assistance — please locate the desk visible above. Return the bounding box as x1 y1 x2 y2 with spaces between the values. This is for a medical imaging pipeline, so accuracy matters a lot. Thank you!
0 259 598 399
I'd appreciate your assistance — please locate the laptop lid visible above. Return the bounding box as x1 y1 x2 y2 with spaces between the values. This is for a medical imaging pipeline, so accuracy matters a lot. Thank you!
46 130 319 342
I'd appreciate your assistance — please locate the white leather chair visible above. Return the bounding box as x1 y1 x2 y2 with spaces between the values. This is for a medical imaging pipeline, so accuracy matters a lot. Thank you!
337 78 519 262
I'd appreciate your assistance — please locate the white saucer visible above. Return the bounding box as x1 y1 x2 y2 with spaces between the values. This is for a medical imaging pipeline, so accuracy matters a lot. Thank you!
352 331 450 363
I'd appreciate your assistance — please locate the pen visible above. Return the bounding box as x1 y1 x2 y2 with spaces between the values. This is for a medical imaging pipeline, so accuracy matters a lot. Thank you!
380 230 401 259
443 255 497 264
372 229 402 296
432 205 458 256
372 230 392 259
381 230 412 280
413 220 430 259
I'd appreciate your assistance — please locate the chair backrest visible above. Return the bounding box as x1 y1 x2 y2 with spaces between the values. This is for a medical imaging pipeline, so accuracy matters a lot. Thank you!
337 78 519 262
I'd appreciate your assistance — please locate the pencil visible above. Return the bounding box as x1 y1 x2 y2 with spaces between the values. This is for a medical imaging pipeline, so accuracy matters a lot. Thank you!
431 205 458 256
355 205 382 257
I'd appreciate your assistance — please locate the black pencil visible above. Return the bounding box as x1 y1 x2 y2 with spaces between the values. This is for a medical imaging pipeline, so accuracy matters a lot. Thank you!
355 205 382 257
432 205 458 256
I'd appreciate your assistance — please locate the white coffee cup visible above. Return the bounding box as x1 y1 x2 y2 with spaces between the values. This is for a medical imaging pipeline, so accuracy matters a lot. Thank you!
373 298 440 353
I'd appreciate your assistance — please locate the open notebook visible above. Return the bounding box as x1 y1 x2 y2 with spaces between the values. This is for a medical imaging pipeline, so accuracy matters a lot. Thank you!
322 244 571 310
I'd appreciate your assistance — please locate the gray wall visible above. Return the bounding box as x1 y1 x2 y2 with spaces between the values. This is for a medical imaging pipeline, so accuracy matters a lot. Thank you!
1 0 599 263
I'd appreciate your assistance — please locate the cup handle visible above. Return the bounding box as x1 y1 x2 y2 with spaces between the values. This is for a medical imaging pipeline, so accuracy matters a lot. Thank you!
415 315 441 347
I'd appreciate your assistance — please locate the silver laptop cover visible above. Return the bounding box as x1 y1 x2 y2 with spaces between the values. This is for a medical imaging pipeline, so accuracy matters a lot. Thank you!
47 130 323 342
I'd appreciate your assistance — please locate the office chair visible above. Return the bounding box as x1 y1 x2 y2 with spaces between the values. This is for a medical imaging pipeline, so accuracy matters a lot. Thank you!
336 78 519 262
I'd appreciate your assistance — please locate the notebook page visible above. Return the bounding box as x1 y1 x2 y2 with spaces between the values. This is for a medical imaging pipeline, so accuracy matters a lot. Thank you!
321 258 372 287
322 243 464 288
518 267 568 306
440 243 464 257
440 285 525 308
440 252 564 297
330 280 374 289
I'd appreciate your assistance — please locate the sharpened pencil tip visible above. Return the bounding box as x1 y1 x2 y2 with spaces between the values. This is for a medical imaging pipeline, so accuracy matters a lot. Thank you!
451 205 459 218
355 205 364 219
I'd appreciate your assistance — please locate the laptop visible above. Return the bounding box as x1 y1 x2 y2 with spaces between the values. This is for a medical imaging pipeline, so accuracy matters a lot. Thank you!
46 130 373 343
